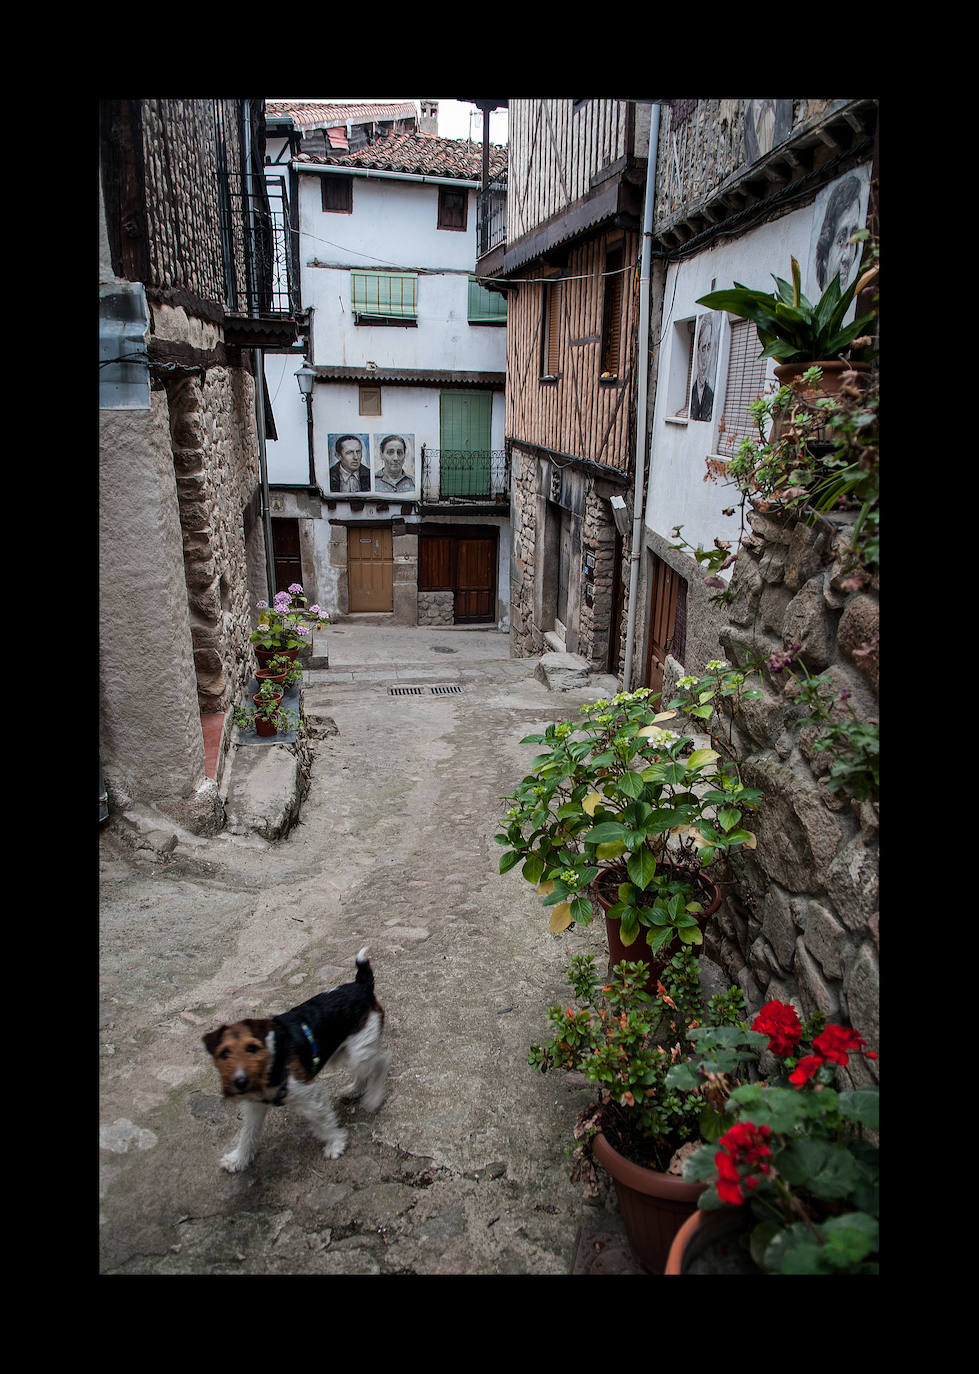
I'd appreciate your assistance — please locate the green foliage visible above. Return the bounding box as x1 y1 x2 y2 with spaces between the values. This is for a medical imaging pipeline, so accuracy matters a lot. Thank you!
495 689 761 942
696 256 876 364
528 951 758 1172
251 585 328 652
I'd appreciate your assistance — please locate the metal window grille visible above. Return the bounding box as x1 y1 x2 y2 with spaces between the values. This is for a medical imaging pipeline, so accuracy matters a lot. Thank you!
477 174 507 256
351 271 417 321
717 318 769 456
420 448 509 502
468 277 507 324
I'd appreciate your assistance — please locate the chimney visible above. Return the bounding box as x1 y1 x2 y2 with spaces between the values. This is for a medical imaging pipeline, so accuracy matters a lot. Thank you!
418 99 439 135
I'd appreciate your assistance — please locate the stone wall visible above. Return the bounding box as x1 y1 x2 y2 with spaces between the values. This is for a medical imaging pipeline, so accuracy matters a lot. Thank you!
701 504 879 1084
417 591 454 626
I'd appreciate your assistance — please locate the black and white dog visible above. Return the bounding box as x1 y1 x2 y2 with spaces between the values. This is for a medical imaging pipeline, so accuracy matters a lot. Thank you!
203 947 389 1173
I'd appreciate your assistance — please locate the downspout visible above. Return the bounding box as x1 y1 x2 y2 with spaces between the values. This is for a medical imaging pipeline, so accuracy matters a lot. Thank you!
622 102 661 692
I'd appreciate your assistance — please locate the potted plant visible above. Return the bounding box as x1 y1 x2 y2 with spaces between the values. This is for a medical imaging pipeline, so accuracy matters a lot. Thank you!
251 584 328 669
496 689 761 984
696 255 877 397
233 681 299 739
529 948 762 1273
675 999 879 1275
255 652 304 689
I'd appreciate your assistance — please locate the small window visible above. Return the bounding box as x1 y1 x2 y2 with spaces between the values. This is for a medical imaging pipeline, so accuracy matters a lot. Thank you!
717 318 769 455
351 271 418 325
438 184 468 231
468 277 507 325
600 246 625 376
322 175 352 214
359 385 381 416
541 279 561 378
665 319 697 419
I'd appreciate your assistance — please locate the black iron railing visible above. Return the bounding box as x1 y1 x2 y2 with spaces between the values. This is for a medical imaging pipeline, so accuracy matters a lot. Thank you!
217 171 297 317
421 448 509 502
477 175 507 257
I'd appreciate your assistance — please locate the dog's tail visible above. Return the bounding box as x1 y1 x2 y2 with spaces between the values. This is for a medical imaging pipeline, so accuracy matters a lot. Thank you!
355 945 374 989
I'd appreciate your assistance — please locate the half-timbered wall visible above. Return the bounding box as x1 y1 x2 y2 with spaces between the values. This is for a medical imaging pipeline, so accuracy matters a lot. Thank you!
504 229 639 472
506 100 633 241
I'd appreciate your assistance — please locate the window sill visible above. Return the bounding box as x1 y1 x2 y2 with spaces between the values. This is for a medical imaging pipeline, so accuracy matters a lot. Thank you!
664 415 689 426
353 316 418 327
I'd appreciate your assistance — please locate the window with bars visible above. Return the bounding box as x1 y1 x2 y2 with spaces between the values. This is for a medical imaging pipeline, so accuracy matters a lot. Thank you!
351 270 417 324
467 276 507 325
601 245 625 376
542 279 561 378
438 184 468 231
717 318 769 455
322 175 352 214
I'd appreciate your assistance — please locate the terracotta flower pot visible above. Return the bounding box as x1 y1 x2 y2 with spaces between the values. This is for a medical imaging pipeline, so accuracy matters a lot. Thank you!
255 668 289 687
665 1205 759 1275
773 359 870 400
592 1130 705 1275
253 690 283 738
593 862 722 988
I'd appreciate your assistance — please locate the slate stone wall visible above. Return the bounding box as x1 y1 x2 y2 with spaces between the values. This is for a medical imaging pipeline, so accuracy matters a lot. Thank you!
702 503 879 1082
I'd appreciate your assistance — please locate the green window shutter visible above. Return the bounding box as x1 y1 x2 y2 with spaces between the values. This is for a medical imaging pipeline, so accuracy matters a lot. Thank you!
439 390 493 497
351 271 417 320
467 276 507 324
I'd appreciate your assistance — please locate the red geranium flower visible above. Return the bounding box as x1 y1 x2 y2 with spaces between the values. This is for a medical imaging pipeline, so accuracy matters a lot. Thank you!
812 1024 867 1065
752 1000 803 1056
789 1054 824 1088
714 1150 744 1205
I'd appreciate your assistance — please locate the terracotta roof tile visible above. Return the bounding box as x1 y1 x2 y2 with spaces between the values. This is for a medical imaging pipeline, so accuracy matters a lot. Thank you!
295 130 507 182
266 100 417 128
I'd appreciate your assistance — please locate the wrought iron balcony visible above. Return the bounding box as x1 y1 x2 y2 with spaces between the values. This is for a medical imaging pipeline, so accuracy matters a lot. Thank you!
420 447 509 504
477 174 507 258
217 171 298 318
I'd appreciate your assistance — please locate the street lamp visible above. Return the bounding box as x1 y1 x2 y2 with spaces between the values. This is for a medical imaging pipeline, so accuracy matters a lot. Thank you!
295 359 316 402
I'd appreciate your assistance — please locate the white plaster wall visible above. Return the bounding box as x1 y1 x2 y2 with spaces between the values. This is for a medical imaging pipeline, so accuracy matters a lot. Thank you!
645 204 817 557
264 351 311 484
299 173 506 375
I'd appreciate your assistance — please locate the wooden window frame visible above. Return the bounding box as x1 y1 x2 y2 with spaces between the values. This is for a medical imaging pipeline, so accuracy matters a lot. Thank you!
467 276 507 325
321 175 352 214
359 384 382 416
600 245 625 378
437 184 468 232
541 278 562 380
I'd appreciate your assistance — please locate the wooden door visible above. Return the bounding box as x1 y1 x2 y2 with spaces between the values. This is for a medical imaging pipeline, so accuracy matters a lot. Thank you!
272 517 302 596
644 554 680 697
556 507 573 630
347 526 393 612
455 537 496 623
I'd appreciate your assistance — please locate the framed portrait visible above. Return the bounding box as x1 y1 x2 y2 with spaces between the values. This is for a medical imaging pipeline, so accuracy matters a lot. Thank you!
806 166 871 302
743 100 792 166
326 432 371 494
371 433 418 496
689 312 720 423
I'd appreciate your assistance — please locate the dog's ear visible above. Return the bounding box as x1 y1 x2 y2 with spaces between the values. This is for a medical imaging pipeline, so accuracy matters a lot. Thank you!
242 1018 273 1041
202 1027 227 1056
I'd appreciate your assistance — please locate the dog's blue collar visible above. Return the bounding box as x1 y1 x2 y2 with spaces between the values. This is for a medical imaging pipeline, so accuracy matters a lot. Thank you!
299 1020 322 1072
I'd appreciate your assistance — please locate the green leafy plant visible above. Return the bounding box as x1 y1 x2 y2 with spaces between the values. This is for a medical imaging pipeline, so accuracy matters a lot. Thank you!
495 690 761 951
696 256 876 364
529 950 760 1173
251 584 328 653
682 998 879 1274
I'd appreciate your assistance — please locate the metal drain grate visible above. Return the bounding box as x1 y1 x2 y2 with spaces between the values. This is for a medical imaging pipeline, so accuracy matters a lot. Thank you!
387 684 463 696
388 685 426 695
430 684 463 695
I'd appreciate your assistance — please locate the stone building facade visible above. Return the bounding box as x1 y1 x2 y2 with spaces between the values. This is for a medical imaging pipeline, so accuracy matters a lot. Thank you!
99 99 298 832
689 504 879 1082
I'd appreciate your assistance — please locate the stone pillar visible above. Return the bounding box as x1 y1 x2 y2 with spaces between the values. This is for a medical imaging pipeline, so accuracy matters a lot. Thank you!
392 529 418 625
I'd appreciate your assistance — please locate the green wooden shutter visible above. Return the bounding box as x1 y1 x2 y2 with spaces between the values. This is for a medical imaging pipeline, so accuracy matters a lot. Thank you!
439 391 492 497
351 270 417 321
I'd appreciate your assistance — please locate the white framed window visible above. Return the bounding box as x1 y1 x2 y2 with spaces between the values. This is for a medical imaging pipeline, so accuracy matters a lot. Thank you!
664 318 696 421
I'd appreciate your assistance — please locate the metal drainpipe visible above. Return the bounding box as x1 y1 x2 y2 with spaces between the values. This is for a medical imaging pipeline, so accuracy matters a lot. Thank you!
622 102 661 692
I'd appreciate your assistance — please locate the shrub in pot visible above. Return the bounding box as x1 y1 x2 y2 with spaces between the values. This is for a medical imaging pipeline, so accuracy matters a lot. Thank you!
496 689 761 976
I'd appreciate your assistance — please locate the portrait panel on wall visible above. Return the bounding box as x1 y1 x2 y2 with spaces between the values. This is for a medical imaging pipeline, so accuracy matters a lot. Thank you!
743 99 792 166
371 433 417 495
806 166 871 302
689 312 720 423
327 432 371 494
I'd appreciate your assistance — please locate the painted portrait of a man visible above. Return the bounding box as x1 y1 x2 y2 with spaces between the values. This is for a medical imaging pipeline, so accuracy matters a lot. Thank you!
807 167 871 300
689 312 719 423
327 433 371 494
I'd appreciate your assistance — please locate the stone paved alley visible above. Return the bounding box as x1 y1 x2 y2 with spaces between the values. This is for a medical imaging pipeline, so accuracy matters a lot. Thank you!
98 620 652 1275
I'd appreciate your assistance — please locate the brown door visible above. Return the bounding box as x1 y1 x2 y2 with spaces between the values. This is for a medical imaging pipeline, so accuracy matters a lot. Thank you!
347 526 393 612
455 537 496 623
272 517 302 596
644 553 680 698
